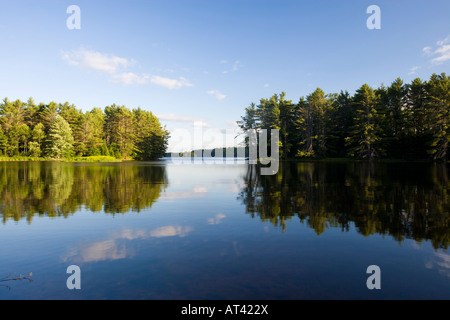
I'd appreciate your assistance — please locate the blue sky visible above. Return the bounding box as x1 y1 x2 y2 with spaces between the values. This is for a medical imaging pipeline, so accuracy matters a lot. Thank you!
1 0 449 151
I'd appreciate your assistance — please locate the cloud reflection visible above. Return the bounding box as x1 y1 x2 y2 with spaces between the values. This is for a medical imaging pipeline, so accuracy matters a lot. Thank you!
62 226 193 263
425 251 450 278
207 213 226 225
149 225 193 238
160 191 206 201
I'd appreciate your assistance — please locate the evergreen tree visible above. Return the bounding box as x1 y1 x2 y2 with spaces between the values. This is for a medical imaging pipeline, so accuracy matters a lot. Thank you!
328 91 353 157
345 84 383 159
297 95 315 157
0 127 8 156
407 78 429 136
278 92 296 158
133 108 169 160
104 104 135 159
237 102 259 152
427 73 450 160
46 115 74 159
295 88 332 157
28 141 41 158
0 97 169 160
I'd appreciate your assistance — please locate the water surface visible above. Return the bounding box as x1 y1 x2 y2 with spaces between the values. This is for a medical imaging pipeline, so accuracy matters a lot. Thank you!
0 160 449 299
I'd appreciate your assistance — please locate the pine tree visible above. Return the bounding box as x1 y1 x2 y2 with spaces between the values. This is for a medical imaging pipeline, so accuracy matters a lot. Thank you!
30 123 46 158
328 91 353 157
296 88 331 157
403 77 431 158
46 115 74 159
278 92 295 158
0 126 8 156
427 73 450 160
345 84 383 159
237 102 259 153
104 105 135 159
133 108 169 160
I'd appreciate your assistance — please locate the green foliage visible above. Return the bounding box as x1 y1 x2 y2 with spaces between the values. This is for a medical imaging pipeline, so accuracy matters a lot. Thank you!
46 115 74 159
0 127 8 156
133 108 170 160
0 98 169 161
345 84 383 159
104 104 135 159
238 73 450 160
28 141 41 158
426 73 450 160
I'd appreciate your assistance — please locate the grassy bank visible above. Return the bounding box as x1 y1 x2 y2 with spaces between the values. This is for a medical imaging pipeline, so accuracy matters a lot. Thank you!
0 156 122 162
0 156 49 161
63 156 122 162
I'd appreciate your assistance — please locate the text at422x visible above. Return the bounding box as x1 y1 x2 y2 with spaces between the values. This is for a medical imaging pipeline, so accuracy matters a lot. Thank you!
181 304 269 317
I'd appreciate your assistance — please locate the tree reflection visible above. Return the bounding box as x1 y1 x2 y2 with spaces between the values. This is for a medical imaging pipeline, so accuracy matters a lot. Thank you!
239 161 450 249
0 162 167 223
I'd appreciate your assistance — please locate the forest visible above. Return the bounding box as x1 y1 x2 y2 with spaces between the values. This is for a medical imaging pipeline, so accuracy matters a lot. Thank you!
0 98 170 160
238 73 450 160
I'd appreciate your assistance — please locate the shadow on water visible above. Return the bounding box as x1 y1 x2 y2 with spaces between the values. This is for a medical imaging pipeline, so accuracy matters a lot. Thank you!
239 161 450 249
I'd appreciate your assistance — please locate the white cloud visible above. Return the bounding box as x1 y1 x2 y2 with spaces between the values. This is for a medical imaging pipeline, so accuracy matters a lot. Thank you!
264 83 270 88
422 46 433 55
157 113 204 123
437 36 450 46
224 120 239 129
150 75 193 89
110 72 150 85
432 44 450 64
422 36 450 64
193 120 210 128
63 47 194 89
408 66 420 75
208 90 227 100
62 48 134 74
220 59 242 74
232 60 242 71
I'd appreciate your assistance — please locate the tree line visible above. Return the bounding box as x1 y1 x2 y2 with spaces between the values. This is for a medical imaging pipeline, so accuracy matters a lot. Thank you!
238 73 450 160
0 98 170 160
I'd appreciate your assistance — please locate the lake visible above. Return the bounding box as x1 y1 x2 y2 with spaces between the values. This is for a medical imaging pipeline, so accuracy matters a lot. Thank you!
0 159 449 300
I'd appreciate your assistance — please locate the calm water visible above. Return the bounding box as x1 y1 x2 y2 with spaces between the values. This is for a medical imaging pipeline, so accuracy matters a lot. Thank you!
0 159 449 300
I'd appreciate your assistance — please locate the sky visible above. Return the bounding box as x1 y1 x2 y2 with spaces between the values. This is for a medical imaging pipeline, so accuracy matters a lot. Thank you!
0 0 449 151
